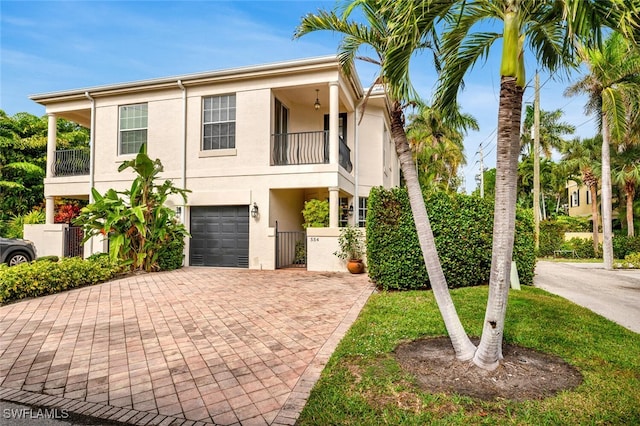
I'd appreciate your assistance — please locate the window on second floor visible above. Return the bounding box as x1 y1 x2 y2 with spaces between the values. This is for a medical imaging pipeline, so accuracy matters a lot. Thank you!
203 94 236 150
586 189 591 204
571 190 580 207
119 103 148 155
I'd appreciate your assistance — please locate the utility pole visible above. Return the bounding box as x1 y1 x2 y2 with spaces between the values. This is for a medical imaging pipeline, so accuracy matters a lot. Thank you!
479 144 485 198
533 72 541 251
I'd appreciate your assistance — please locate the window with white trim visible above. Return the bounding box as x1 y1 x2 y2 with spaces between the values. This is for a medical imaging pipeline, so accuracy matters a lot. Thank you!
358 197 368 228
203 94 236 150
571 190 580 207
119 103 148 155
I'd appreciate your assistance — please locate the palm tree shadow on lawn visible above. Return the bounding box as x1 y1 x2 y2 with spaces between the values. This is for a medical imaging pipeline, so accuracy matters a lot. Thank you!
394 337 582 401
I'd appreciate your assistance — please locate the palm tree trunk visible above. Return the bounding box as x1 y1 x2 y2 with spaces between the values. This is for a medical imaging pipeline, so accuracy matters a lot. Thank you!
473 76 523 370
626 182 635 237
590 184 599 254
389 101 476 361
601 115 614 269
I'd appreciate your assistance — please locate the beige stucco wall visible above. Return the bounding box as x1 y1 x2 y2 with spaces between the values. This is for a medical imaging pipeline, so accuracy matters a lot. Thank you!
38 58 396 271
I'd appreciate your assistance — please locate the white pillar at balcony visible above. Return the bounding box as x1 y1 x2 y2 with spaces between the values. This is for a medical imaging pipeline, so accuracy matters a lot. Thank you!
329 81 340 165
329 186 339 228
45 196 55 224
46 113 57 179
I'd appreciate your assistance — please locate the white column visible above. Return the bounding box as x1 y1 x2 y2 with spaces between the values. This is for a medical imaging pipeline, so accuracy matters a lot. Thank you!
329 81 340 165
45 114 56 225
329 187 339 228
46 113 57 179
45 196 55 224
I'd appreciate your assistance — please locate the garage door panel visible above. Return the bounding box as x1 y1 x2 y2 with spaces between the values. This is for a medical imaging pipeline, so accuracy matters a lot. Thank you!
190 206 249 268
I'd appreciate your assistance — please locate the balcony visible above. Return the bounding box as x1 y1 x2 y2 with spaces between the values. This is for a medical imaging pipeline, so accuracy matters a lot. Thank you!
271 131 352 172
52 149 90 177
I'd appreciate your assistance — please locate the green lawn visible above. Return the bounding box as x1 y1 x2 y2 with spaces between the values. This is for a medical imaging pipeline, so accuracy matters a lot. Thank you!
298 286 640 425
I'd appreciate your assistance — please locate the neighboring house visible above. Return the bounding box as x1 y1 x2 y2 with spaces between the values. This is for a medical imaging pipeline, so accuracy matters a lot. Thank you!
566 180 594 218
28 56 400 270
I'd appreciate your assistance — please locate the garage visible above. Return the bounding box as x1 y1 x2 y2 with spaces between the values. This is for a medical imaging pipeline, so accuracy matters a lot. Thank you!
190 206 249 268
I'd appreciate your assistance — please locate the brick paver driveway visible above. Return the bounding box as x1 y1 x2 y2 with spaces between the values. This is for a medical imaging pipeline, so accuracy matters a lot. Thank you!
0 268 373 425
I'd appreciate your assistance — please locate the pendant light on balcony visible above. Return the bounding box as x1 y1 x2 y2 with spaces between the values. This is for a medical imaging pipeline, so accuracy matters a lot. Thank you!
314 89 321 110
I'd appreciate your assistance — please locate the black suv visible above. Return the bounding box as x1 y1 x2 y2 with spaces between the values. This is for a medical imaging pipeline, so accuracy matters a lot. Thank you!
0 237 37 266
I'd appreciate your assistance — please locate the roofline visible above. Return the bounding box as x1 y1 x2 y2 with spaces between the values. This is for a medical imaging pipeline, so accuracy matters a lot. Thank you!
30 55 364 103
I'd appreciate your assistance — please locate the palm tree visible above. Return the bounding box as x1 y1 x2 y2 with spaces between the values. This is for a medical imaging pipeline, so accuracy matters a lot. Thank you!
561 136 602 252
295 1 478 360
521 106 575 158
406 104 478 193
613 142 640 236
433 1 638 369
566 32 640 267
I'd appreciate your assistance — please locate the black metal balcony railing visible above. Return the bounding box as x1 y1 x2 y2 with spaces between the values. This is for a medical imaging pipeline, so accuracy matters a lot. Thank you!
271 130 352 172
52 149 90 177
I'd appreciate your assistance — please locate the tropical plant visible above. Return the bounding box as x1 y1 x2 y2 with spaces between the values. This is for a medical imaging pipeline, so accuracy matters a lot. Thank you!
434 0 639 369
406 103 478 193
561 136 602 252
0 110 89 220
75 147 190 272
521 106 575 158
4 209 45 239
334 226 365 261
612 134 640 237
296 0 479 361
566 31 640 268
297 0 639 371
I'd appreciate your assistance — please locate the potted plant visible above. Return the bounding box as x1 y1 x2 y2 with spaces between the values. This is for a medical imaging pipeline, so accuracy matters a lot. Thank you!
334 226 365 274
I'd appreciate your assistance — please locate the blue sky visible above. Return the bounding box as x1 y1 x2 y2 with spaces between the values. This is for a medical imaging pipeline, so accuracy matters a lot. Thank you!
1 0 597 192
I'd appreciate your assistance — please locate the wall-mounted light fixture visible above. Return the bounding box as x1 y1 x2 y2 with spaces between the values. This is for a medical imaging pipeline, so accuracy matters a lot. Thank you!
314 89 321 110
251 202 259 218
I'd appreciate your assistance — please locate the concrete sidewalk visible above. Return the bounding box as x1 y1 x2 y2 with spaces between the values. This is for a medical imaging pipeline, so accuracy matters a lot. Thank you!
534 261 640 334
0 268 374 425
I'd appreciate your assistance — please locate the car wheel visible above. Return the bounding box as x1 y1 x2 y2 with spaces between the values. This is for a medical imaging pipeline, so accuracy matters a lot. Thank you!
8 251 31 266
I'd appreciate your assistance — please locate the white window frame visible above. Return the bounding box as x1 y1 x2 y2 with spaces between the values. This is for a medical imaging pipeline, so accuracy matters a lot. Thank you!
358 197 368 228
202 94 236 151
119 103 148 155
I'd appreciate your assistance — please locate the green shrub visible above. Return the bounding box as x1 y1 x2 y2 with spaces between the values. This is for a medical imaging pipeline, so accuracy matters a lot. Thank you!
4 209 45 239
538 220 566 257
613 235 640 259
302 199 329 228
366 187 535 290
157 228 186 271
35 255 59 263
560 238 599 258
623 252 640 268
555 215 592 232
0 256 121 304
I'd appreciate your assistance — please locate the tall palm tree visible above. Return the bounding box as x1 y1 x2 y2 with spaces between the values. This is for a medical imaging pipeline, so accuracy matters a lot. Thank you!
613 143 640 236
566 32 640 268
561 136 602 252
295 1 478 361
434 0 638 369
521 106 575 158
407 104 478 193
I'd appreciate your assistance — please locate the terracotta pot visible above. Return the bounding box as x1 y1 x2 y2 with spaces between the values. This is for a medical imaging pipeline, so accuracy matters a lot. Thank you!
347 259 365 274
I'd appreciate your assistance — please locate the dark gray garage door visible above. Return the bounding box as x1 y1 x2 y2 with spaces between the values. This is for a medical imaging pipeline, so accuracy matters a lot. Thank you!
190 206 249 267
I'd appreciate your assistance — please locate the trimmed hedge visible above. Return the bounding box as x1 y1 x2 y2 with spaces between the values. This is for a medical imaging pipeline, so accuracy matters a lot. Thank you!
0 256 121 304
366 187 536 290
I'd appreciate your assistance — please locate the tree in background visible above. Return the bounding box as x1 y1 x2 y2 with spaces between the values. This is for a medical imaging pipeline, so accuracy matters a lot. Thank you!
406 103 478 193
0 110 89 232
566 32 640 268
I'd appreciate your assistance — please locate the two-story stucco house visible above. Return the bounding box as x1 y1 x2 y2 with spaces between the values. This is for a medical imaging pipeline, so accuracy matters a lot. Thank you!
27 56 400 271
